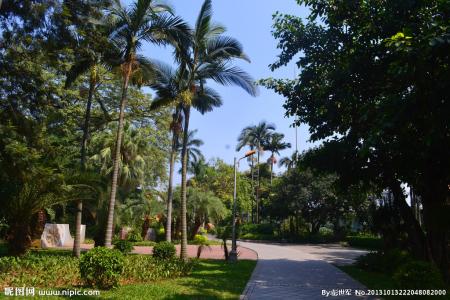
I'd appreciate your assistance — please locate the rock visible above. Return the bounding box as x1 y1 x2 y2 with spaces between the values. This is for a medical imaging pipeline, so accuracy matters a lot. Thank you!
144 228 156 241
40 224 85 248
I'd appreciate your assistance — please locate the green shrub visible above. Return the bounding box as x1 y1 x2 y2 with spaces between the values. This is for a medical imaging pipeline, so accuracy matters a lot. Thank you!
113 239 134 254
319 227 334 236
79 247 124 289
346 235 382 250
84 238 95 245
126 229 143 242
356 249 414 274
192 234 208 245
0 251 80 288
394 261 445 289
152 241 176 260
122 255 196 281
155 227 165 242
240 223 274 236
356 252 383 271
240 233 276 240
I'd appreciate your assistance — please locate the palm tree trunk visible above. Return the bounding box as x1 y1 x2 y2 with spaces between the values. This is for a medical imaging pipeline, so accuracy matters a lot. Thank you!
73 76 95 257
104 63 132 248
165 113 179 242
250 156 255 223
270 155 274 185
180 106 191 259
256 148 260 224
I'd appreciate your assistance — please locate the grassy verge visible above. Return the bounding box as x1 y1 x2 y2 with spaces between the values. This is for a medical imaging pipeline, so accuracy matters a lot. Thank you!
0 248 256 300
90 260 256 299
338 265 449 300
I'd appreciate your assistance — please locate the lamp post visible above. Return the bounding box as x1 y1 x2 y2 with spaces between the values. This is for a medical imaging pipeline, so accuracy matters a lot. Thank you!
229 149 256 262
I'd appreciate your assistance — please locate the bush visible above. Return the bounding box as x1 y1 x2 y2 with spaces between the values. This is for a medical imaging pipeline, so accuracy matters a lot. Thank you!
123 255 196 281
113 239 133 255
394 261 445 289
319 227 334 236
192 234 208 245
240 223 274 236
0 252 80 288
155 227 165 242
356 249 414 274
346 235 382 250
126 229 143 242
79 247 124 289
84 238 95 245
152 241 176 260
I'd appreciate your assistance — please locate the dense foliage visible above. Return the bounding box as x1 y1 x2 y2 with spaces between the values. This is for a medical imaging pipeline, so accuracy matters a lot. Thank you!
79 247 124 289
262 0 449 278
0 249 195 290
152 241 176 260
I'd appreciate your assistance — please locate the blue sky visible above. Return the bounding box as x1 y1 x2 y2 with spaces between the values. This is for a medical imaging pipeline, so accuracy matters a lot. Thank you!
126 0 312 177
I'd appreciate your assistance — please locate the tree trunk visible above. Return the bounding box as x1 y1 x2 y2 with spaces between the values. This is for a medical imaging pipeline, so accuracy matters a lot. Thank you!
421 184 449 281
390 181 427 260
104 63 132 248
73 75 95 257
166 111 179 242
179 106 191 259
7 221 32 256
256 147 261 224
270 155 274 185
250 155 255 223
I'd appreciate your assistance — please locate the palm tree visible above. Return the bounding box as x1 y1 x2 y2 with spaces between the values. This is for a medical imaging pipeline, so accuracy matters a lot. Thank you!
103 0 190 247
236 121 275 223
65 11 115 256
177 0 257 259
150 64 222 242
263 133 291 184
278 151 299 170
151 0 257 259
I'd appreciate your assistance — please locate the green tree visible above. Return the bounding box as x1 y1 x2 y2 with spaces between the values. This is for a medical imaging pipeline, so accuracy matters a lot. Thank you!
262 0 450 277
103 0 189 247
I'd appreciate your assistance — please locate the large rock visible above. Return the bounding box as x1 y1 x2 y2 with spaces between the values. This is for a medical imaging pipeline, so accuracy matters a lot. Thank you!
144 228 156 241
40 224 85 248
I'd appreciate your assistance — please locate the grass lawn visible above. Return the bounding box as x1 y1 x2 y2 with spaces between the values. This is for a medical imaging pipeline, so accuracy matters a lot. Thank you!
338 265 449 300
93 260 256 300
0 256 256 300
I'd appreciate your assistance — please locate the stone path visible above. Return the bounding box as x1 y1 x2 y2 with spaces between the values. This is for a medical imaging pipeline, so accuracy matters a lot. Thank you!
240 241 378 300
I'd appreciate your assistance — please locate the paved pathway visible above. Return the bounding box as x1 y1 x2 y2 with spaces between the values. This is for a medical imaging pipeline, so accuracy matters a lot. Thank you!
240 241 378 300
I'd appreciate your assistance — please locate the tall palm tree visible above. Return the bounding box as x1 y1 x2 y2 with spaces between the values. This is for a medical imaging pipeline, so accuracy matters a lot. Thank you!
65 11 115 256
177 0 257 259
236 121 275 223
152 0 257 259
150 64 222 242
263 133 291 184
103 0 190 247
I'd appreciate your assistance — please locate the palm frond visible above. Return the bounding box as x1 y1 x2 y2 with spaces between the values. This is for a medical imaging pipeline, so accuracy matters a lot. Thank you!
194 0 213 43
192 86 223 114
206 36 250 62
197 63 258 96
